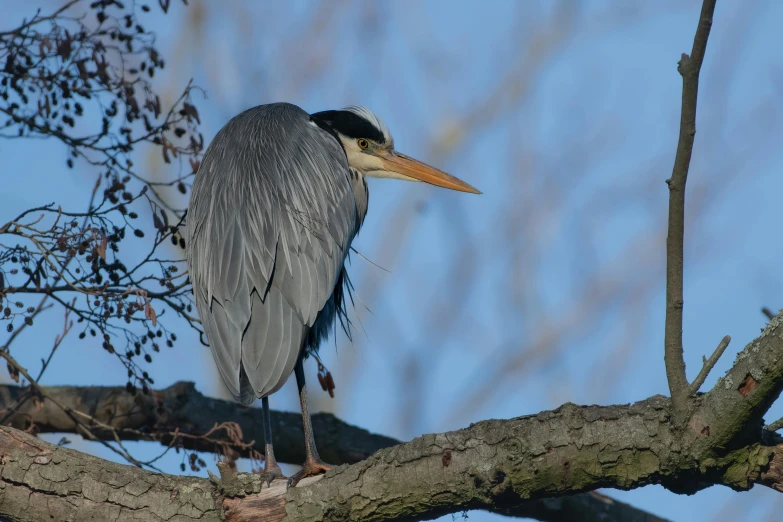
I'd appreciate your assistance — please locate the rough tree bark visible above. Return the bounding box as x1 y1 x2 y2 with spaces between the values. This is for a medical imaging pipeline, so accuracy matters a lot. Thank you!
0 384 664 522
1 312 783 521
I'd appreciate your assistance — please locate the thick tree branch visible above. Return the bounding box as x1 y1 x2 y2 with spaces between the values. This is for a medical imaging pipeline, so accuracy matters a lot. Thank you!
0 419 674 522
689 313 783 457
4 309 783 521
0 381 397 467
663 0 717 415
3 310 783 521
4 307 783 521
0 398 773 522
0 381 664 521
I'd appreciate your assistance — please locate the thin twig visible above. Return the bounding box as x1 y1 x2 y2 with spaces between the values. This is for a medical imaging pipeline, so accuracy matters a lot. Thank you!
0 0 80 37
689 335 730 395
35 304 74 382
663 0 718 416
762 307 775 320
766 417 783 432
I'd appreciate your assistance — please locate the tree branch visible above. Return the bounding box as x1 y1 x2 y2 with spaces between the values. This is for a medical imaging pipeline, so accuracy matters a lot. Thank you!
0 397 771 522
0 402 677 522
0 382 666 521
663 0 717 415
5 308 783 521
0 416 675 522
689 335 731 394
0 381 397 467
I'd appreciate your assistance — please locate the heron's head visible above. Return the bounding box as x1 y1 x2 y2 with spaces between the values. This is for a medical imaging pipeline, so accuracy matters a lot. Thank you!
310 106 480 194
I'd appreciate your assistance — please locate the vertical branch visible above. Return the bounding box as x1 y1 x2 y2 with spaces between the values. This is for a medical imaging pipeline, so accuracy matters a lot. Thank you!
664 0 717 415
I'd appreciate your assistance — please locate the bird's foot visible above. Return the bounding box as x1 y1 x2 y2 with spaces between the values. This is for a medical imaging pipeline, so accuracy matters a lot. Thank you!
286 457 332 488
263 461 287 487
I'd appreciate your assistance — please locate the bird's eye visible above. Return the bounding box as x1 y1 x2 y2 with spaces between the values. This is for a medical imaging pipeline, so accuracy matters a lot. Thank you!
357 139 369 150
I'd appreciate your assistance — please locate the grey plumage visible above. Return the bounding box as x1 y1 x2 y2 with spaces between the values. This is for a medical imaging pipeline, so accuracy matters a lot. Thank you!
187 101 478 486
187 103 367 405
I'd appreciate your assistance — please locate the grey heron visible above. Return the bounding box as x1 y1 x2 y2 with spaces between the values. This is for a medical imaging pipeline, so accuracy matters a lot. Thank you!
186 103 479 486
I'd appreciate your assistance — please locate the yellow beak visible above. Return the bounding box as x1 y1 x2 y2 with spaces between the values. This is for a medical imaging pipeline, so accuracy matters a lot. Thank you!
374 150 481 194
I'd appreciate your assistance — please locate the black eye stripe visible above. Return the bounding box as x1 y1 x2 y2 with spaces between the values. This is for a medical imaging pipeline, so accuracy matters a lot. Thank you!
310 110 386 144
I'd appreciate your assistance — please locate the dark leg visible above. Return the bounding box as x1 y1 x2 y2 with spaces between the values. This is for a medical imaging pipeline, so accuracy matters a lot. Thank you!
262 396 286 486
287 357 332 488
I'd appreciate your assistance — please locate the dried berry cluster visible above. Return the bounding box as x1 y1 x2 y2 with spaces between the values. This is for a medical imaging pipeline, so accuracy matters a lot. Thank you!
0 0 202 396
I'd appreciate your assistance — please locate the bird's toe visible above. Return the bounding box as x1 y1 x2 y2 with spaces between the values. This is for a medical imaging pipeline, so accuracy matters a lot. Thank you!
286 457 332 488
263 462 287 487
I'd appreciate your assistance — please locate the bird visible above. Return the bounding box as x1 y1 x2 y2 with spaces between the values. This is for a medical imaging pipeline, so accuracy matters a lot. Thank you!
186 103 479 487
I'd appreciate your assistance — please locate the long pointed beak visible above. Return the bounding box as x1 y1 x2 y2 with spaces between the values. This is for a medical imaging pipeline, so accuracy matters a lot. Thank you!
375 150 481 194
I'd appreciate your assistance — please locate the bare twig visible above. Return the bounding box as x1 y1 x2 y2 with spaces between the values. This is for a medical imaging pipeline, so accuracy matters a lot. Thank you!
689 335 731 394
766 417 783 433
762 307 776 320
0 0 80 37
663 0 718 415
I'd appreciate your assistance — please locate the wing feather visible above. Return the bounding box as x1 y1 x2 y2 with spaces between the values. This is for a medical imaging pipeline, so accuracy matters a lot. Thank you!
200 300 242 398
187 103 358 403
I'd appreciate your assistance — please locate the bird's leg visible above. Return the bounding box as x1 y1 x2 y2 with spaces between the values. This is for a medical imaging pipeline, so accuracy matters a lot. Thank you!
287 357 332 488
261 396 286 486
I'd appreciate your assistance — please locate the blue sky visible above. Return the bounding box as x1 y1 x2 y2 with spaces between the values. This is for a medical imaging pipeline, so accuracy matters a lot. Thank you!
2 1 783 520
